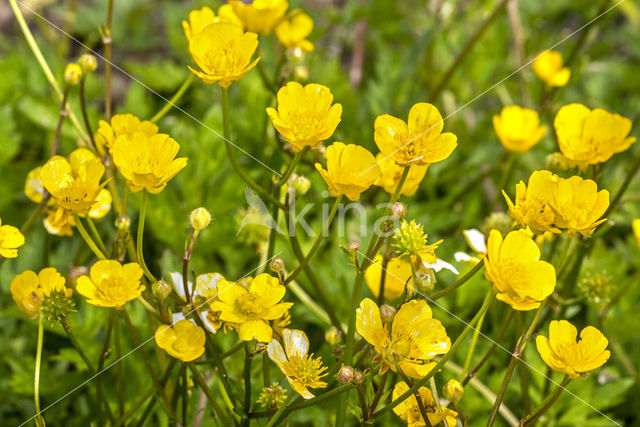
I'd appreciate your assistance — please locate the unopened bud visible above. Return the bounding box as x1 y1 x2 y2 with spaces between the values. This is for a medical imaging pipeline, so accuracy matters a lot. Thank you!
325 326 342 346
152 280 171 301
415 269 436 293
353 371 364 384
380 304 396 324
269 257 285 275
293 65 309 81
115 215 131 232
392 202 407 219
545 153 569 172
347 241 360 254
78 54 98 73
64 63 83 85
289 47 305 62
443 379 464 403
338 365 354 383
190 207 211 232
293 175 311 195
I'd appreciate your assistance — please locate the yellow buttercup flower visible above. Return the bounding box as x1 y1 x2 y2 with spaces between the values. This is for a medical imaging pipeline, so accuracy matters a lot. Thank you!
0 217 25 258
503 170 561 235
182 5 242 41
374 153 427 196
633 219 640 247
40 148 106 215
365 255 414 301
43 206 75 236
493 105 547 153
554 103 635 169
484 230 556 311
111 132 187 194
76 260 145 308
314 142 379 201
209 273 293 342
392 382 458 427
10 268 72 318
266 82 342 151
188 22 260 88
155 319 206 362
356 298 450 378
275 10 314 52
532 50 571 87
536 320 610 379
374 102 457 166
267 328 327 399
552 176 609 236
94 113 158 156
229 0 288 35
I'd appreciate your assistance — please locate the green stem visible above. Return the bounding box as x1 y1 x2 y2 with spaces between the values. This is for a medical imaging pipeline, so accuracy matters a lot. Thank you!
242 342 254 426
86 217 108 256
104 0 114 120
373 290 495 419
461 306 487 377
137 191 157 282
521 375 570 426
367 372 388 418
264 393 295 427
277 147 308 187
79 77 97 151
97 310 116 425
221 86 285 210
431 259 485 300
34 315 45 427
61 318 95 371
430 0 509 99
487 301 547 426
605 147 640 219
51 85 70 157
149 74 194 123
257 59 277 94
284 195 343 285
74 216 107 260
187 363 233 426
114 310 124 417
130 359 177 427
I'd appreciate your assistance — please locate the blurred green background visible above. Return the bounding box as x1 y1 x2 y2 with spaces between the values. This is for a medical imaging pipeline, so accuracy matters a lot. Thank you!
1 0 639 425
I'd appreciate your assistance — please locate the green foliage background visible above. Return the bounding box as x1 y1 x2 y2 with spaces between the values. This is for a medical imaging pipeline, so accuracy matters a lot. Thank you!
0 0 639 425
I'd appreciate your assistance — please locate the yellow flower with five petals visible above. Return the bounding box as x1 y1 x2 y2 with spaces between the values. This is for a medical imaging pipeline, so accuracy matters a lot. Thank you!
10 268 72 318
182 5 242 41
356 298 450 378
155 319 206 362
532 50 571 87
374 102 457 166
275 10 314 52
267 328 327 399
503 170 560 235
493 105 547 153
76 260 145 308
536 320 610 379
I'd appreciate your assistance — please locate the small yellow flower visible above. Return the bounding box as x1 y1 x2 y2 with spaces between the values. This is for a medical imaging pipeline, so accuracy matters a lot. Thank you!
633 219 640 247
267 328 327 399
94 113 158 155
209 274 293 342
40 148 106 215
111 132 187 194
536 320 610 379
554 103 635 169
188 22 260 88
374 102 457 166
0 217 25 258
493 105 547 153
275 10 314 52
356 298 450 378
552 176 609 236
43 205 75 236
484 229 556 311
155 319 206 362
532 50 571 87
392 381 458 427
314 142 379 201
182 5 242 41
374 153 428 196
10 268 72 318
266 82 342 151
365 255 415 301
76 260 145 308
229 0 288 35
503 170 560 235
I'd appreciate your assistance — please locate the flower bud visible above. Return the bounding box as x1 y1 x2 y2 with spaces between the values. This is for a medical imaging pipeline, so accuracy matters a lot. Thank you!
269 257 285 275
415 269 436 293
545 153 569 172
293 175 311 195
379 304 397 324
289 46 305 62
353 370 364 384
325 326 342 346
443 379 464 403
190 207 211 232
293 65 309 81
115 214 131 232
152 279 171 301
392 202 407 219
337 365 354 383
257 382 287 409
347 241 360 254
78 54 98 73
64 63 83 85
481 212 513 237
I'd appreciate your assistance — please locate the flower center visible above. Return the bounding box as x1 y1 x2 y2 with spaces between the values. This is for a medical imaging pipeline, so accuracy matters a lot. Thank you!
284 355 326 386
235 293 266 317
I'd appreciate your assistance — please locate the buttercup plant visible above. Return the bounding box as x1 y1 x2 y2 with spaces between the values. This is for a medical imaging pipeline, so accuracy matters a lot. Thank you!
1 2 638 427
